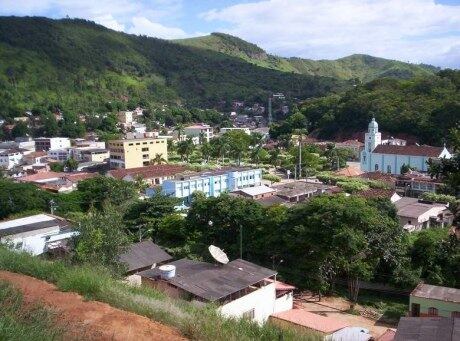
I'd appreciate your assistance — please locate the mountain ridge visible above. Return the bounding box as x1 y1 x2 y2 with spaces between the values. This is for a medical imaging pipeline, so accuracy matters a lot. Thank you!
176 33 439 82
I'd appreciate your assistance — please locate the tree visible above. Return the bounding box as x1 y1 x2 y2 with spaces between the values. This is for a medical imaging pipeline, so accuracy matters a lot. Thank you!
224 130 251 165
150 153 166 165
11 121 29 138
124 190 181 242
174 124 184 140
40 112 59 137
76 176 138 211
176 138 194 162
282 195 404 304
64 157 78 172
200 142 212 163
74 205 129 272
400 163 411 175
61 112 85 138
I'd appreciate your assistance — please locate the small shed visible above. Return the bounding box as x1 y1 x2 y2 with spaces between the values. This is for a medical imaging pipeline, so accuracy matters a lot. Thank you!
120 240 172 275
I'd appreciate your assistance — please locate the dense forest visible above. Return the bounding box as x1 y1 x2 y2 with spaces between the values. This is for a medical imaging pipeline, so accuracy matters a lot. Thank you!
0 16 351 118
293 70 459 145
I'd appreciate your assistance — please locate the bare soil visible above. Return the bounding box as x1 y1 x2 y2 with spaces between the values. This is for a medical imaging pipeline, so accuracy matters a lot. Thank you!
0 271 186 341
296 292 396 338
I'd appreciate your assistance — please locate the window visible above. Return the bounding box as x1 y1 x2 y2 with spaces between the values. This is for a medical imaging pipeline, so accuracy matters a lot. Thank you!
452 311 460 318
363 153 366 162
427 307 438 316
14 241 23 250
387 165 391 174
143 154 149 159
242 309 255 320
374 164 379 171
142 148 149 152
136 143 140 145
411 303 420 317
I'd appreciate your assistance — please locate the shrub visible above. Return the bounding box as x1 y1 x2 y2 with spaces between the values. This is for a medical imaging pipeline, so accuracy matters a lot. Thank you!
263 174 281 183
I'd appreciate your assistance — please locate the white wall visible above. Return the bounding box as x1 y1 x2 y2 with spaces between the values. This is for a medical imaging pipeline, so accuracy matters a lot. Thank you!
219 282 276 324
274 292 293 314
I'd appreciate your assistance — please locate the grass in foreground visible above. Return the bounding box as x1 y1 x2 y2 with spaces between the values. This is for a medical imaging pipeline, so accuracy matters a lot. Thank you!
0 247 320 341
0 281 64 341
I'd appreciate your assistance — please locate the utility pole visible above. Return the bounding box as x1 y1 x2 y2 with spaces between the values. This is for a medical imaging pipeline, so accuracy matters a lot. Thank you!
268 95 273 126
49 199 57 215
298 133 302 179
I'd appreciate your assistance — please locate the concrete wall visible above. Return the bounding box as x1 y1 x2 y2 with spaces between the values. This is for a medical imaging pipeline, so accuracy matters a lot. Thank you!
219 282 276 324
410 296 460 318
274 292 293 313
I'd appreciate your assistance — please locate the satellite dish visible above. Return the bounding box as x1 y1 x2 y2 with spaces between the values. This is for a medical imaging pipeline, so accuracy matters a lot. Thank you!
209 245 229 264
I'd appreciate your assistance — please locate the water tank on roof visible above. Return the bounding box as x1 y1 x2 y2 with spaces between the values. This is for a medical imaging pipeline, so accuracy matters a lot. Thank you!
158 265 176 279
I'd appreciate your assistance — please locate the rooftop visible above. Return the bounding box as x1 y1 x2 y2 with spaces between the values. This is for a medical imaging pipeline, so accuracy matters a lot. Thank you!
395 197 446 219
234 185 274 197
119 240 172 273
394 317 459 341
139 258 276 302
411 283 460 303
272 181 322 198
373 145 445 157
271 309 350 334
0 214 69 237
108 165 187 180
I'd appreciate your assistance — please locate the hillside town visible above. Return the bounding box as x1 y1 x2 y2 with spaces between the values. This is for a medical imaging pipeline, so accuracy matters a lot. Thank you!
1 101 459 341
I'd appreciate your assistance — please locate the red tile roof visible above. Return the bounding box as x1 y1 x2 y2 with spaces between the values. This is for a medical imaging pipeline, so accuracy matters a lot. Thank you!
271 309 349 334
376 329 396 341
373 145 444 157
334 165 363 177
64 172 98 182
357 188 396 199
17 171 64 182
107 165 187 180
358 171 396 182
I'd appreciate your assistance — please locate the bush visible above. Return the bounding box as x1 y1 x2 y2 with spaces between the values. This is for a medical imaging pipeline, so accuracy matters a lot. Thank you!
420 192 456 206
263 174 281 183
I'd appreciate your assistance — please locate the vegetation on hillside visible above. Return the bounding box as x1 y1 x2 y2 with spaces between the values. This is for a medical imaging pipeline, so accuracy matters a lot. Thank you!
0 16 349 119
177 33 438 82
279 70 460 145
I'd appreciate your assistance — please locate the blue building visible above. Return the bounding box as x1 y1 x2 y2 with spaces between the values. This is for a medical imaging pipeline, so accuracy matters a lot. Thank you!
157 168 263 205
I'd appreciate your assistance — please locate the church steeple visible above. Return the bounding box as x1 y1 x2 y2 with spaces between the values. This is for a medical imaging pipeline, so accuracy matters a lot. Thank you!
365 118 381 152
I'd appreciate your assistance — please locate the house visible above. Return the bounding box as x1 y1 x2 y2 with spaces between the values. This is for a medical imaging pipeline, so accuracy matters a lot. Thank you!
356 189 401 203
107 138 168 169
139 258 292 324
160 168 263 205
360 118 451 174
0 214 77 256
117 111 134 127
334 164 364 177
0 137 36 152
0 148 25 169
395 171 443 196
394 197 451 231
108 164 186 186
77 148 109 163
183 123 213 143
22 151 48 166
34 137 71 151
271 181 332 203
17 171 97 193
47 148 70 162
335 140 364 160
409 283 460 318
394 317 459 341
270 309 350 337
232 185 275 200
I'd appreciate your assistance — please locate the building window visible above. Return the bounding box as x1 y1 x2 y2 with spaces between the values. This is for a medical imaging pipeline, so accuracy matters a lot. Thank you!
142 148 149 152
242 309 255 320
15 241 23 250
427 307 438 316
363 154 366 162
411 303 420 317
452 311 460 318
387 165 391 174
375 164 379 171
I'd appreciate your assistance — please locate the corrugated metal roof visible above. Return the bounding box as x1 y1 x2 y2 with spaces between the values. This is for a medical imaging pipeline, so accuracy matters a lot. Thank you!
119 241 172 272
139 258 276 302
394 317 459 341
411 283 460 303
0 214 68 237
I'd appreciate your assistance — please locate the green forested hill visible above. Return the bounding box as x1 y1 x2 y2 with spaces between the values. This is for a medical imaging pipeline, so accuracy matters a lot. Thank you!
177 33 439 82
0 17 350 117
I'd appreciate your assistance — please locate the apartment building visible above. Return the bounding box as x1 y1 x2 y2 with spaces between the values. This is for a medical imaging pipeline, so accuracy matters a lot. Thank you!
108 138 168 169
160 168 262 205
35 137 71 151
184 123 213 143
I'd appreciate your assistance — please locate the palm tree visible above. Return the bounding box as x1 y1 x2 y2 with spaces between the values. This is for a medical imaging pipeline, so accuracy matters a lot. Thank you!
150 153 166 165
177 138 195 162
174 123 185 140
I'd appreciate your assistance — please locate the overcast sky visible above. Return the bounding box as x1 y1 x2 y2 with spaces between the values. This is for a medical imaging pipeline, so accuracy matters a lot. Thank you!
1 0 460 68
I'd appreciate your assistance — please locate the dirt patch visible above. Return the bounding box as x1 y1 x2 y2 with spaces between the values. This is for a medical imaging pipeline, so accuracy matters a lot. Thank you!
296 293 395 338
0 271 186 341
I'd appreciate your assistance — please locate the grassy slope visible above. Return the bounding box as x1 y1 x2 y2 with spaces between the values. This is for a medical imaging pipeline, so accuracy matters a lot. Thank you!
0 281 64 340
177 33 438 82
0 17 348 116
0 247 320 341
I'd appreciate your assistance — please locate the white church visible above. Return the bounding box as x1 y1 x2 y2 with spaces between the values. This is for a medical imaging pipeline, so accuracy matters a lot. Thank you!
360 118 451 175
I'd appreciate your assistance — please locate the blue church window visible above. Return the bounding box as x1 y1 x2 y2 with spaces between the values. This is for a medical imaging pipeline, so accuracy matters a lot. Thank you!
387 165 391 173
375 164 379 171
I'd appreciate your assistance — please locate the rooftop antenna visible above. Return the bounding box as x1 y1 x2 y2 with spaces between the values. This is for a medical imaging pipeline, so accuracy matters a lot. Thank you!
209 245 229 264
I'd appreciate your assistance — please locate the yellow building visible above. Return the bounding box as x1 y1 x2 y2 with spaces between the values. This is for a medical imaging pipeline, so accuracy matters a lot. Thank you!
108 138 168 169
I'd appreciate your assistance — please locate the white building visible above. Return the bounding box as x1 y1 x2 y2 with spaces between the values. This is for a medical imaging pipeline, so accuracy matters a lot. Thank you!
184 123 213 143
0 214 77 256
48 149 70 162
0 148 24 169
360 119 451 175
139 258 293 324
220 127 251 135
0 138 35 152
35 137 71 151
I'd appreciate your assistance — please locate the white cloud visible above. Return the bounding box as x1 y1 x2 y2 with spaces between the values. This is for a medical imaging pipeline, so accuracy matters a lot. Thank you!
128 16 189 39
202 0 460 67
93 14 125 32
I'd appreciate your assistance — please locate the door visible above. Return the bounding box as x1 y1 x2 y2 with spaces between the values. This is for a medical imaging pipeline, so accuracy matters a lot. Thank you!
411 303 420 317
